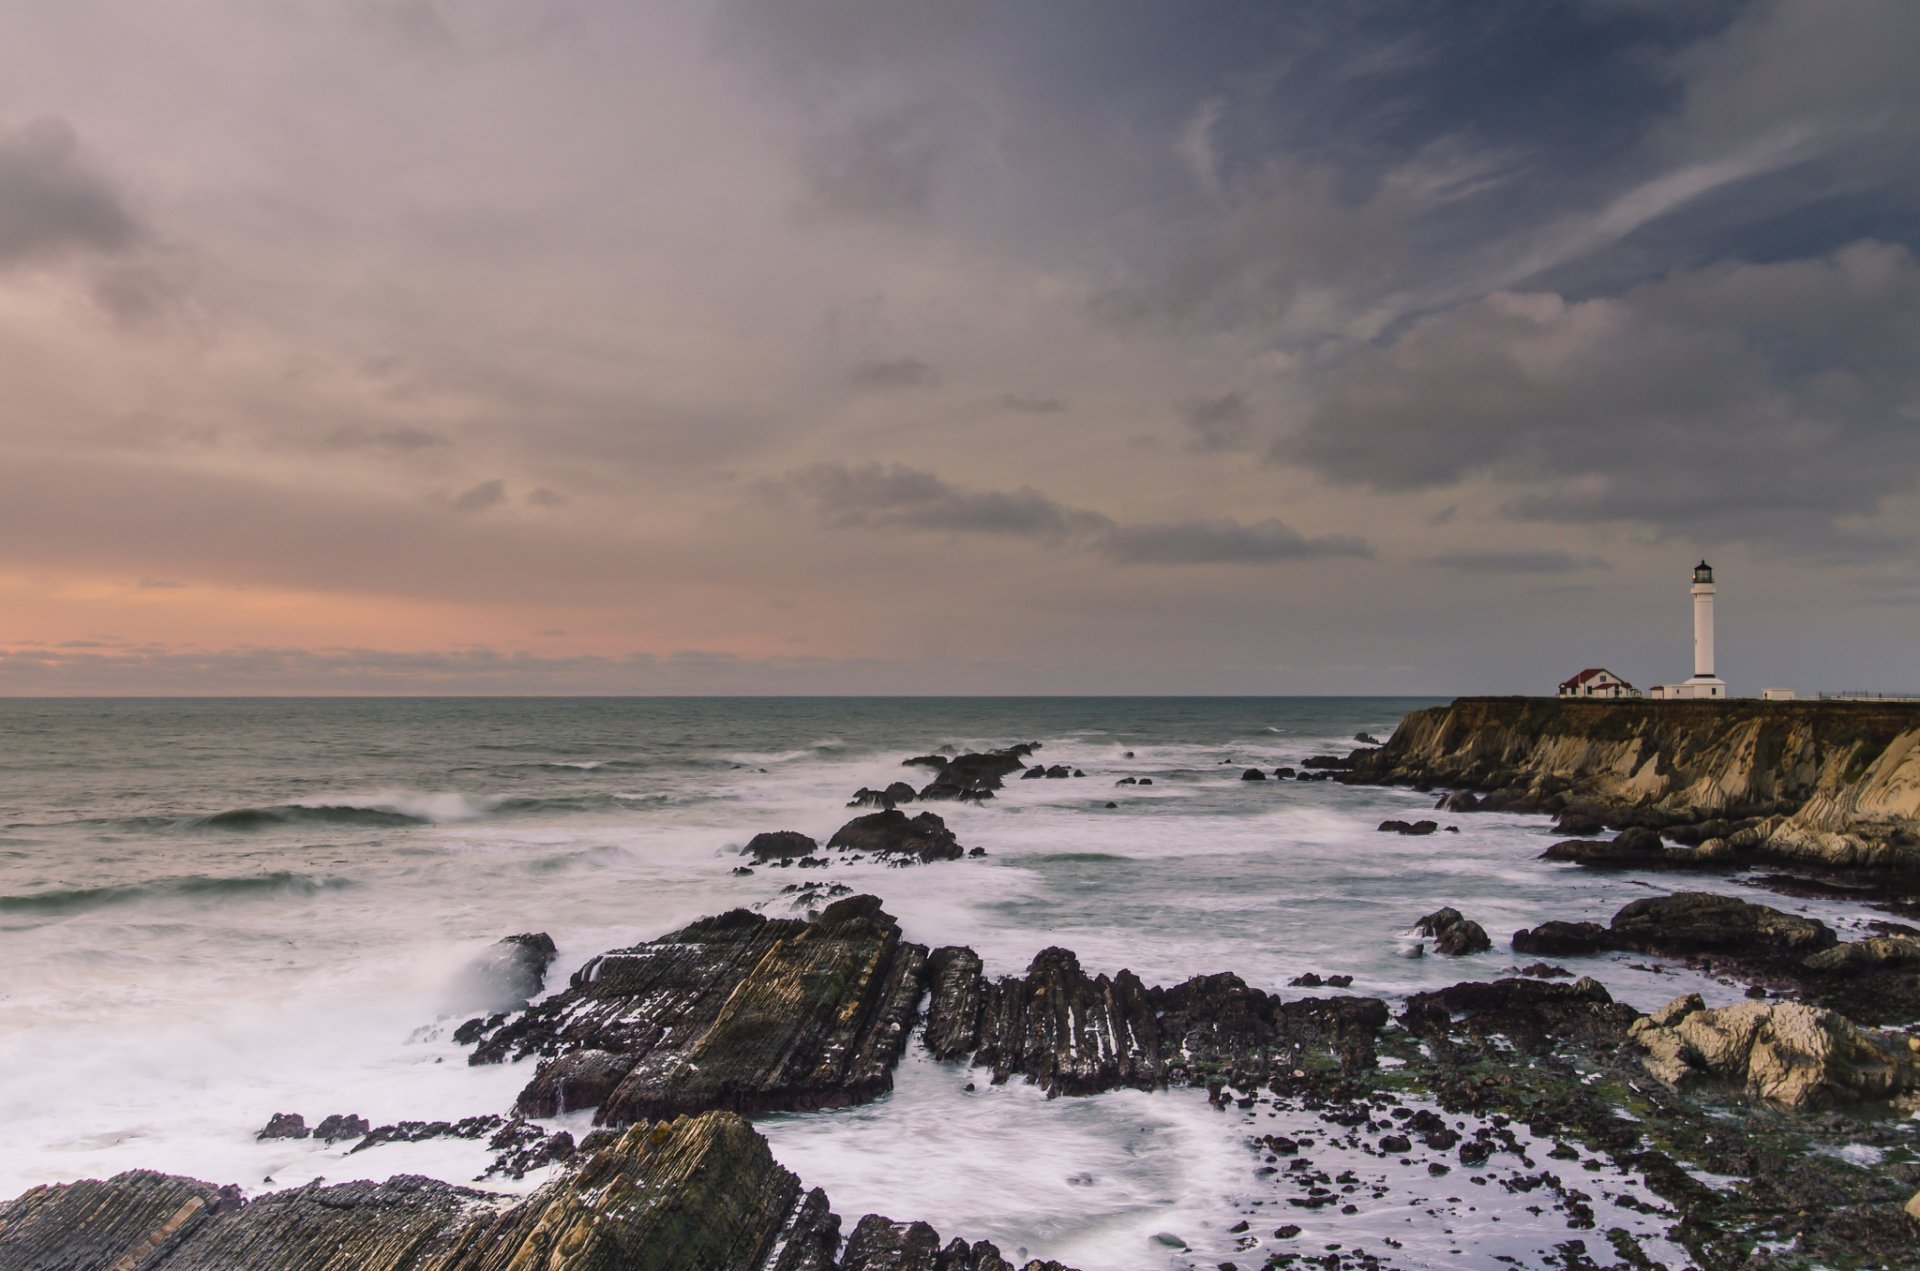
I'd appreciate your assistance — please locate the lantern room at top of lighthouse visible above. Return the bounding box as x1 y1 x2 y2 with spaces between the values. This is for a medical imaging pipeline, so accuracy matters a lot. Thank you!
1693 561 1714 585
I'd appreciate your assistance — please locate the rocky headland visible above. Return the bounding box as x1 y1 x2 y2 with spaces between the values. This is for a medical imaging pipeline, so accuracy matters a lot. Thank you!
1344 696 1920 870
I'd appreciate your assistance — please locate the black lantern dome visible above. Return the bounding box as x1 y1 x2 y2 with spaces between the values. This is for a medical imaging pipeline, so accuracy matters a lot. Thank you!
1693 560 1713 584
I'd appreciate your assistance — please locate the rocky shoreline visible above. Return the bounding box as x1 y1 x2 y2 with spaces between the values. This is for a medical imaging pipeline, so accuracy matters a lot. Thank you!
8 714 1920 1270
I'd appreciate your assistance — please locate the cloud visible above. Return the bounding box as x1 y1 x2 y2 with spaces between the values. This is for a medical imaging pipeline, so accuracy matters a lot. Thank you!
781 462 1111 539
449 479 508 513
1282 241 1920 549
1177 391 1254 451
1427 549 1609 574
781 463 1368 566
526 486 570 508
797 105 947 224
323 425 451 452
1100 517 1371 565
136 577 187 589
0 117 144 267
847 356 940 389
991 394 1067 414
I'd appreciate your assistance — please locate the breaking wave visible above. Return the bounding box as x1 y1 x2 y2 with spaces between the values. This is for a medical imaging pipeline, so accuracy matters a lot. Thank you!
0 872 354 916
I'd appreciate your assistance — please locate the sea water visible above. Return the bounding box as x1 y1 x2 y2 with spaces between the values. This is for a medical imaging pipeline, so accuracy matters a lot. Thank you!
0 698 1894 1268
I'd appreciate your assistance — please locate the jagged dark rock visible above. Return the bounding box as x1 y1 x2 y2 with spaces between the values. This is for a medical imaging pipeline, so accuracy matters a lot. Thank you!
464 896 927 1126
839 1215 1074 1271
255 1113 307 1140
902 754 949 769
745 831 820 862
1378 819 1438 836
826 810 965 863
1413 907 1491 956
917 750 1029 801
0 1114 848 1271
1240 768 1267 781
922 946 1385 1094
313 1113 370 1144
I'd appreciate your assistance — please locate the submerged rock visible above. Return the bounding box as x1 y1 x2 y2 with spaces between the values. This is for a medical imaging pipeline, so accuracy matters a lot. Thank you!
1629 994 1920 1109
1377 819 1438 836
455 932 558 1013
1404 976 1636 1052
1609 891 1837 961
826 810 965 863
465 895 927 1126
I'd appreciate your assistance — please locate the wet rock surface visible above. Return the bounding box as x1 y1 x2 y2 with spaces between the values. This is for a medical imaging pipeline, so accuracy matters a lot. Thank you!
0 1114 856 1271
462 895 928 1125
915 747 1035 802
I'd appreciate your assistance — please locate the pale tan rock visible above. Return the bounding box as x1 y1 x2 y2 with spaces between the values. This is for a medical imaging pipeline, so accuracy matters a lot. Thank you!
1906 1188 1920 1221
1629 996 1920 1109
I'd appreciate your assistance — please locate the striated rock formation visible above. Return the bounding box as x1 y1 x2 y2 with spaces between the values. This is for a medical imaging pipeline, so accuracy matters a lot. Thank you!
922 945 1387 1093
463 896 927 1126
0 1112 1066 1271
1348 697 1920 868
1629 994 1920 1110
1539 826 1737 871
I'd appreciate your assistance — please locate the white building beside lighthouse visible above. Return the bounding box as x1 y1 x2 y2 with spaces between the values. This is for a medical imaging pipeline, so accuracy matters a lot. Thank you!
1651 561 1727 699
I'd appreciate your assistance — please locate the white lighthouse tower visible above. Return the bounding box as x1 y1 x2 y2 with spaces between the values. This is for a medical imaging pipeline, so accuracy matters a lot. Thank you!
1653 561 1726 699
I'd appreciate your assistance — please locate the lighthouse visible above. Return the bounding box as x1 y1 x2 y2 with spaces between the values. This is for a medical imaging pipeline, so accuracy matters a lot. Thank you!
1652 561 1727 699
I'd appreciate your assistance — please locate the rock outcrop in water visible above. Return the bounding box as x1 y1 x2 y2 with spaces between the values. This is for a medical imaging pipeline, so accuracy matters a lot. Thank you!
1347 697 1920 868
464 895 927 1125
922 945 1388 1093
0 1112 1066 1271
825 810 965 862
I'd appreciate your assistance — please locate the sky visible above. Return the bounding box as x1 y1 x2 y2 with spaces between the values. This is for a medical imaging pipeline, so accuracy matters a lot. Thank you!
0 0 1916 695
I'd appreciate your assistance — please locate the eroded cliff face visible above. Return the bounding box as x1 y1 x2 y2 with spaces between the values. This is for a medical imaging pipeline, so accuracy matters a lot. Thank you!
1353 698 1920 868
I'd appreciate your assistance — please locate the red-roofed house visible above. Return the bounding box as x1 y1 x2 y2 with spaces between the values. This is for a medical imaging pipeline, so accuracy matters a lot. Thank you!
1558 668 1639 699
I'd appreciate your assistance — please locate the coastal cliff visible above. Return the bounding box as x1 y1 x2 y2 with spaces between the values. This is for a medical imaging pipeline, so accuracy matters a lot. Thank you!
1350 697 1920 868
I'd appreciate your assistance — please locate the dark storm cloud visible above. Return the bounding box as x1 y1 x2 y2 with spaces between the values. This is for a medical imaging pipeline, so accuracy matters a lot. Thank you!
1177 391 1254 452
449 479 508 513
1428 550 1609 575
0 117 144 266
1282 241 1920 549
1100 517 1370 566
781 462 1111 540
782 463 1367 566
847 357 940 389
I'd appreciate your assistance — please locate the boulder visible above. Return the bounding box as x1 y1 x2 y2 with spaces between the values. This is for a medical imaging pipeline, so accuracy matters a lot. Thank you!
745 831 820 863
1413 907 1491 956
1629 994 1920 1109
1404 976 1636 1051
902 754 949 769
1240 768 1267 781
312 1114 369 1144
1377 819 1438 836
827 810 964 863
1801 936 1920 976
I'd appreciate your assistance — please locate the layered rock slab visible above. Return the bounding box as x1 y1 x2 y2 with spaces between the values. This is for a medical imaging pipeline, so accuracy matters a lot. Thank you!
0 1114 843 1271
465 895 927 1125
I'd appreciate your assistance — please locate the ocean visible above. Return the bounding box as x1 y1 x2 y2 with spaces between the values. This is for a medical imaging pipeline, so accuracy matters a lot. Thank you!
0 697 1893 1268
